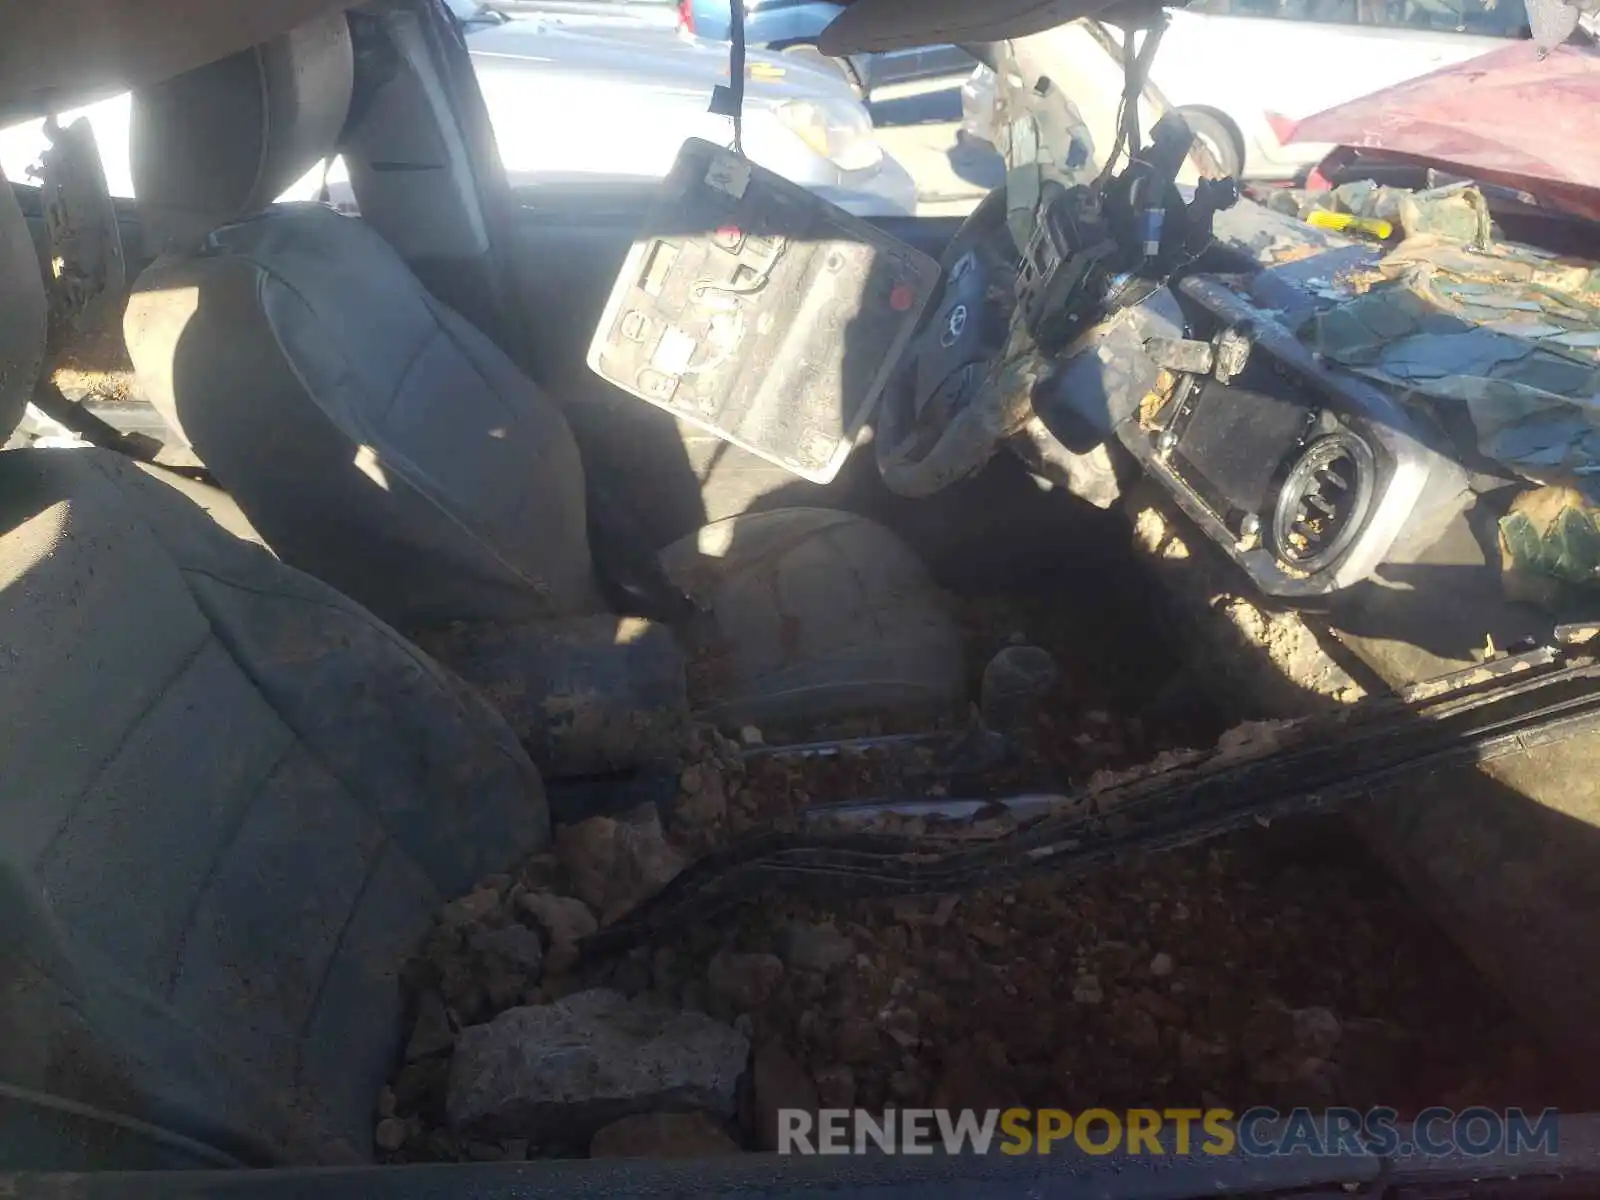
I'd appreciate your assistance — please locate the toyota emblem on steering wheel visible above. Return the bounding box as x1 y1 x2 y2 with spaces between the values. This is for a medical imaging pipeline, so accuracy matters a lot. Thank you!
941 303 969 347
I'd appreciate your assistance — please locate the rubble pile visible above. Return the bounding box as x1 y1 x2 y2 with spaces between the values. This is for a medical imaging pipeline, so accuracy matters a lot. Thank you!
380 713 1584 1162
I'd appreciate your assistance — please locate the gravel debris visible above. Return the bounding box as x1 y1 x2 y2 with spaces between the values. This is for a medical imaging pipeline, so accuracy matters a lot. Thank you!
750 1041 819 1150
589 1111 742 1158
379 616 1589 1163
405 991 456 1063
374 1118 409 1153
780 921 857 975
556 803 685 926
517 891 599 976
708 951 786 1011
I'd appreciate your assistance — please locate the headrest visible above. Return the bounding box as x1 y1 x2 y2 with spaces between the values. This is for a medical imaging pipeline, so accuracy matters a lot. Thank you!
0 166 47 442
130 10 353 252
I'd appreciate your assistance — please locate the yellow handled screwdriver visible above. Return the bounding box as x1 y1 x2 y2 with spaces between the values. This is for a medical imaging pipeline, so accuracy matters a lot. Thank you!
1304 209 1395 240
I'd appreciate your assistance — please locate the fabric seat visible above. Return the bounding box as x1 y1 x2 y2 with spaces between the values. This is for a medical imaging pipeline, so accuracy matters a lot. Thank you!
122 17 966 732
663 508 967 731
19 165 547 1171
0 448 549 1169
2 168 547 1163
127 204 604 631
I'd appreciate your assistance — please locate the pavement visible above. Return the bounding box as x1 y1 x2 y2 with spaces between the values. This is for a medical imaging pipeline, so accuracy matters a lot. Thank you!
867 77 1004 218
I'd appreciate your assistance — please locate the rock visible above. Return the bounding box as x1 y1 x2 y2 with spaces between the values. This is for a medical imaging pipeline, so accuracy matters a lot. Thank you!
1072 974 1105 1005
518 891 598 975
1132 987 1186 1026
676 765 727 827
375 1117 409 1152
484 966 525 1012
752 1042 819 1151
1124 1008 1162 1053
890 897 926 925
883 1007 920 1049
376 1086 397 1119
932 950 971 983
888 1069 925 1103
933 1037 1019 1110
968 923 1009 950
833 1017 883 1064
440 888 501 929
446 989 749 1139
708 952 785 1011
1149 952 1174 977
1241 1002 1297 1059
781 921 855 974
679 978 713 1014
1179 1032 1229 1072
739 725 764 746
589 1111 742 1158
812 1064 856 1108
393 1057 449 1116
472 925 545 977
1292 1006 1343 1059
610 948 654 998
556 803 686 925
1250 1056 1297 1086
406 991 456 1062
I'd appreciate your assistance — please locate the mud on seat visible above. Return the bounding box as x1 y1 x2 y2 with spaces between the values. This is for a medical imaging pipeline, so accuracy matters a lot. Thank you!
0 449 549 1168
662 508 968 733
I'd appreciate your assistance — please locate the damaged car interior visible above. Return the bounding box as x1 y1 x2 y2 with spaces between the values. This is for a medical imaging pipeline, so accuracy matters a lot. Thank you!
3 0 1600 1193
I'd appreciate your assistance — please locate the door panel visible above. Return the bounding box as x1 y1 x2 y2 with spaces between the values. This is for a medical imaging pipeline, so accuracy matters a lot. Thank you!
505 183 960 547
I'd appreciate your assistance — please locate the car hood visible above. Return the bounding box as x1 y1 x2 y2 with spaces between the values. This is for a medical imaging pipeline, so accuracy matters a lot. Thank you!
1289 40 1600 216
466 19 857 104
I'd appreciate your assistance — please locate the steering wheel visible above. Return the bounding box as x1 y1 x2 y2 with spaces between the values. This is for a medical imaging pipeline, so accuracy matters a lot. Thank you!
875 188 1032 498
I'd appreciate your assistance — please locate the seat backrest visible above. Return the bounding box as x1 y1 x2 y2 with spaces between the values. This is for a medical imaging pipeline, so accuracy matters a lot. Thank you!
0 162 45 443
123 18 601 634
0 447 550 1167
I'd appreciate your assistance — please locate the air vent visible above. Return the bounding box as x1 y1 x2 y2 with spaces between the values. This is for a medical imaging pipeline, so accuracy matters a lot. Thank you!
1270 432 1374 573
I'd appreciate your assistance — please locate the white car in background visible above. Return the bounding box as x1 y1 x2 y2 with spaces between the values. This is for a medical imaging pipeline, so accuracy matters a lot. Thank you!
963 0 1535 181
1154 0 1535 179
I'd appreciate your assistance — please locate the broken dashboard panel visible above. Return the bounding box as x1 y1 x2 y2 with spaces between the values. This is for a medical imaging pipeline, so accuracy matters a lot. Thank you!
587 138 940 484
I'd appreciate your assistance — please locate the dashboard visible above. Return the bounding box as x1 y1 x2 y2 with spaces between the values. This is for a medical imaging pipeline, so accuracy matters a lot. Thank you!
1021 209 1471 597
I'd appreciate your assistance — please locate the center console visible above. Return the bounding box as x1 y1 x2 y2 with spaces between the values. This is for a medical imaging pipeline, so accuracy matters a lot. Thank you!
1031 237 1469 599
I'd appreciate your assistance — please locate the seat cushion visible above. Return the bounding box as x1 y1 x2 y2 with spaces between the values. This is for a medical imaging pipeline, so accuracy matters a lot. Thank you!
124 205 601 634
661 508 967 732
0 448 548 1168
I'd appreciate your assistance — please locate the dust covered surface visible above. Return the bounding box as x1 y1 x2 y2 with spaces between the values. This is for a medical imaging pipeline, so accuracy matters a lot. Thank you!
655 823 1584 1118
379 715 1588 1162
376 573 1588 1162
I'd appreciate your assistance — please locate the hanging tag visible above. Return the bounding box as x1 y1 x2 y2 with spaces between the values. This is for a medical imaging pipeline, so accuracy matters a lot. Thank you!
703 150 751 200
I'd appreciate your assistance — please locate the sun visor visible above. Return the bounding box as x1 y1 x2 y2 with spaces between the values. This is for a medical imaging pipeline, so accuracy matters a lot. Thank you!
819 0 1124 54
0 0 353 124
